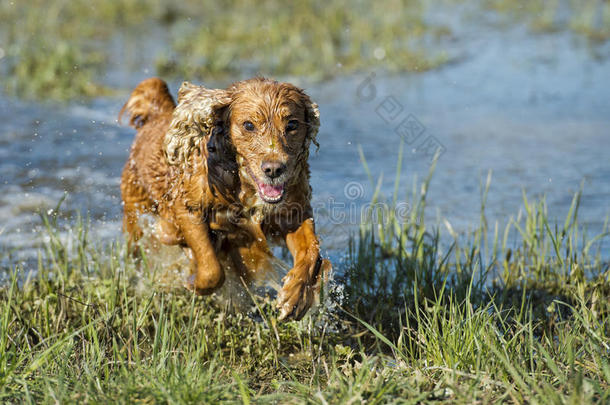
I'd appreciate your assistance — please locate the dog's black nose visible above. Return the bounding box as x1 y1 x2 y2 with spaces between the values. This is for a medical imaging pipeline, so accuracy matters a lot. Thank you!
261 161 286 179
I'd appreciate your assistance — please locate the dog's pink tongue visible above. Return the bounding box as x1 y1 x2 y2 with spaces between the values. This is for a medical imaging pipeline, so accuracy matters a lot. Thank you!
259 183 283 198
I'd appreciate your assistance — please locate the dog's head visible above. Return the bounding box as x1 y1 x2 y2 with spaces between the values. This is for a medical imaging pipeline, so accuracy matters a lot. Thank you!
227 78 319 204
164 78 320 206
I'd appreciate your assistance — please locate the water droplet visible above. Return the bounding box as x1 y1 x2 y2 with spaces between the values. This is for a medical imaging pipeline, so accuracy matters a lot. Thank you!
373 47 386 60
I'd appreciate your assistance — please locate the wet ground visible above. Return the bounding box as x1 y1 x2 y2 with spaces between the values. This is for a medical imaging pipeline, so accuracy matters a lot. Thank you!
1 12 609 271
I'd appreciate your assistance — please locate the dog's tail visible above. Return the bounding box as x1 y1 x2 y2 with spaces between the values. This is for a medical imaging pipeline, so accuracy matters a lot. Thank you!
119 78 176 129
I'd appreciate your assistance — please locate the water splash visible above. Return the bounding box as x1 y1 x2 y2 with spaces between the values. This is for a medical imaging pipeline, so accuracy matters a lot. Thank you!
135 214 292 312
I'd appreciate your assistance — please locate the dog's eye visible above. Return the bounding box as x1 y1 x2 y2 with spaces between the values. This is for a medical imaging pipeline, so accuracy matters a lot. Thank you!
243 121 255 132
286 120 299 132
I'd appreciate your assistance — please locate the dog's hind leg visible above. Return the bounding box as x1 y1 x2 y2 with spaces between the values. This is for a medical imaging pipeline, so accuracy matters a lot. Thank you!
121 168 153 256
228 244 274 284
154 218 184 245
122 199 152 256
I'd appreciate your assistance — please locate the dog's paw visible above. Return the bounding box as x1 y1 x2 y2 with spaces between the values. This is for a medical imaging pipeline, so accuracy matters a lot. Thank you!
184 274 203 295
184 271 224 296
277 269 314 321
276 258 330 321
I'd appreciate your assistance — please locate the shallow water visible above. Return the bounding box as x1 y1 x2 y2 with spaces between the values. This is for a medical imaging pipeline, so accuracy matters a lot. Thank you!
1 16 609 273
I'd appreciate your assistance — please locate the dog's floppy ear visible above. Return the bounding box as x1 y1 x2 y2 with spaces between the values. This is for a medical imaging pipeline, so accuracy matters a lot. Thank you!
164 82 232 166
301 91 321 150
206 125 239 201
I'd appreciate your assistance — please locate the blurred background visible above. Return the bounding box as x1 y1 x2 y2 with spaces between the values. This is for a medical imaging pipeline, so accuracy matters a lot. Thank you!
1 0 609 266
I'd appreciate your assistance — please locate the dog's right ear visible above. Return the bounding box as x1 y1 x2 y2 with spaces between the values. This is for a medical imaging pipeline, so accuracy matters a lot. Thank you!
164 82 232 166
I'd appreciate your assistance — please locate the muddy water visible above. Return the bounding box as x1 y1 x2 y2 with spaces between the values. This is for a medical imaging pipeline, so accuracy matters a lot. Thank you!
1 19 609 276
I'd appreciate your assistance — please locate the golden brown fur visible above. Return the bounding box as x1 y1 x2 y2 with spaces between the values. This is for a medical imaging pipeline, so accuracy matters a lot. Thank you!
119 77 330 320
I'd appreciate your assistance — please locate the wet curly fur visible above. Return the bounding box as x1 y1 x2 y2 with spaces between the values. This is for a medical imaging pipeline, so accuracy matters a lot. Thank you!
119 77 330 320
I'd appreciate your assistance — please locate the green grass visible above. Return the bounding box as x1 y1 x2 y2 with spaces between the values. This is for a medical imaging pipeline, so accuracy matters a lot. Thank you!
0 0 140 100
483 0 610 40
1 157 609 403
155 0 449 81
3 0 609 101
0 0 449 101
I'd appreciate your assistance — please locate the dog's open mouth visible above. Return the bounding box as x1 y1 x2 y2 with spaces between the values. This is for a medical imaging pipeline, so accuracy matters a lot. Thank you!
247 167 285 203
257 181 284 203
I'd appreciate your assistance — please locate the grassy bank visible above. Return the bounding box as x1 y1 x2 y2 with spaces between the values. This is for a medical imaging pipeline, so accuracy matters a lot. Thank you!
2 0 610 100
1 162 609 403
0 0 448 100
484 0 610 40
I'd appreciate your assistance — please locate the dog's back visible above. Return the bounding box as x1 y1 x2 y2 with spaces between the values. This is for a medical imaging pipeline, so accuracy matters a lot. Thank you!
119 78 176 188
119 78 178 243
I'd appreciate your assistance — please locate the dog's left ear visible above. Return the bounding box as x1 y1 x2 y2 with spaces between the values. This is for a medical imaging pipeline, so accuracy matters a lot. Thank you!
301 91 321 150
164 82 233 166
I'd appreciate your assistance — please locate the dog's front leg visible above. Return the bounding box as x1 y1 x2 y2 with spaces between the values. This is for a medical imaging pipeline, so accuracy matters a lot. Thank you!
277 218 331 321
175 207 224 295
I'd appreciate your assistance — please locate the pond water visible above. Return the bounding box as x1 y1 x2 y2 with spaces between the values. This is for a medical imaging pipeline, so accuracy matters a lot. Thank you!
1 15 609 271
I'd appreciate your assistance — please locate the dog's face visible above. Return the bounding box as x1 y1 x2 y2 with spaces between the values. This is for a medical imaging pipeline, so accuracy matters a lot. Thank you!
227 79 318 204
164 78 319 206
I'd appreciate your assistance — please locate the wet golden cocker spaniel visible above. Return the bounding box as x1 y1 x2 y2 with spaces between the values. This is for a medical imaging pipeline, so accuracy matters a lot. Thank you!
119 77 330 320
